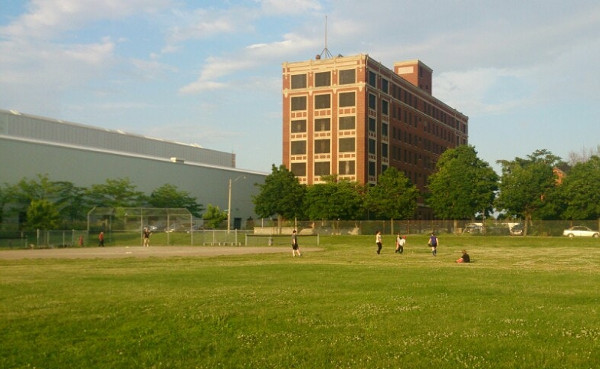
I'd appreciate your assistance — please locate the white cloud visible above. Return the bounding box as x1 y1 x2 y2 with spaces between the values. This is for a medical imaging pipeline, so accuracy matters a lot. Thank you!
0 0 173 39
259 0 321 15
178 32 317 94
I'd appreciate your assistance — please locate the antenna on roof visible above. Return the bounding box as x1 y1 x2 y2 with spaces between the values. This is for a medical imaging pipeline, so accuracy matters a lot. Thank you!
318 15 333 59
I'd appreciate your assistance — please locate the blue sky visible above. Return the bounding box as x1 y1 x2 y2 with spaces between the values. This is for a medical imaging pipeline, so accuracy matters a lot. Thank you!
1 0 599 173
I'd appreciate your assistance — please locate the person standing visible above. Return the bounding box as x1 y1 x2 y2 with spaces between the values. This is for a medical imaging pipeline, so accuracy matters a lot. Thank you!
143 227 151 247
291 229 301 257
428 233 438 256
376 231 383 254
395 234 405 254
98 231 104 247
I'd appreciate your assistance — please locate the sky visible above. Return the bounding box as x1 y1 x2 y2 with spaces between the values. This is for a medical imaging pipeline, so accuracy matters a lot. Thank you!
1 0 599 174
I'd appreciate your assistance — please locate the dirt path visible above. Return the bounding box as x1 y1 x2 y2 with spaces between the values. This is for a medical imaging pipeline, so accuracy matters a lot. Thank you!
0 246 321 260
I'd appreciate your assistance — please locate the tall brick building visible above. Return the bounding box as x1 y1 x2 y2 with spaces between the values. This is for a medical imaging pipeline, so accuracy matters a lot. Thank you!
282 54 468 197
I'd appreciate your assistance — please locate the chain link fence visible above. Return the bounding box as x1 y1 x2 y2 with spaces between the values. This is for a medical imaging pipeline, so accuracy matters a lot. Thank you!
1 219 599 249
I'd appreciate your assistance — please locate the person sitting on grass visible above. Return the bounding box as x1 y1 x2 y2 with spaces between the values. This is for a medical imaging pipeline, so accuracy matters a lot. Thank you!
456 249 470 263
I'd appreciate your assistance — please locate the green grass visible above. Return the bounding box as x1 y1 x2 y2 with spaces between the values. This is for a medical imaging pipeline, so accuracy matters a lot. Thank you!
1 235 599 368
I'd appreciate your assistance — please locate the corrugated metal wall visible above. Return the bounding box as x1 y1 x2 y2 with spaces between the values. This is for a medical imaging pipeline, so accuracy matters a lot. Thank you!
0 110 234 168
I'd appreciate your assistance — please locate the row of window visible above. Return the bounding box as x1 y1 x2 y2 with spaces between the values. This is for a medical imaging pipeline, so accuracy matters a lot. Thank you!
291 117 355 133
291 161 356 177
291 92 356 111
290 138 355 155
291 69 356 89
290 159 427 186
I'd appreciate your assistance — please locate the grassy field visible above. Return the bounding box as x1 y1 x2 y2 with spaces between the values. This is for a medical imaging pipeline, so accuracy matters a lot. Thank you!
1 235 599 368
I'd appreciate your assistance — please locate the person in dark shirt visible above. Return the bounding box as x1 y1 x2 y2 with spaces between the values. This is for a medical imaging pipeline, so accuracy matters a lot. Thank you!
456 249 470 263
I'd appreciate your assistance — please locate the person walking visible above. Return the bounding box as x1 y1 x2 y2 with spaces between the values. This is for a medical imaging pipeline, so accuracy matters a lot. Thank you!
143 227 151 247
376 230 383 254
98 231 104 247
291 229 301 257
395 234 405 254
428 233 438 256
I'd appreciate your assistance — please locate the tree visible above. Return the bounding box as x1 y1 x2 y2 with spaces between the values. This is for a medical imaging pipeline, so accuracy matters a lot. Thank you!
303 176 364 220
53 181 90 227
26 199 60 230
427 145 498 223
149 184 204 217
366 167 418 220
560 155 600 220
87 178 146 208
202 204 227 229
253 165 305 221
5 174 64 229
496 149 561 234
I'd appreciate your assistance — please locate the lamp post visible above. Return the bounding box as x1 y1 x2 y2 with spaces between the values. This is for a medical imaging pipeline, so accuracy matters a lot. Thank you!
227 175 246 233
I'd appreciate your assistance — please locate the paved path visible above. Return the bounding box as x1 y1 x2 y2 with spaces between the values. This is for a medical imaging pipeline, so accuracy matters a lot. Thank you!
0 246 321 260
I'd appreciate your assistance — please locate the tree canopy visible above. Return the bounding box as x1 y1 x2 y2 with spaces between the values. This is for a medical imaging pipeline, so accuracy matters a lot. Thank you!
560 155 600 220
303 176 364 220
252 165 305 220
365 167 418 220
149 184 204 217
427 145 498 220
495 149 561 234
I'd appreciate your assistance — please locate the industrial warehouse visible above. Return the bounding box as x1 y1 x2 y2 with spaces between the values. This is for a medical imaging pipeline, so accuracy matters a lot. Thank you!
0 109 267 230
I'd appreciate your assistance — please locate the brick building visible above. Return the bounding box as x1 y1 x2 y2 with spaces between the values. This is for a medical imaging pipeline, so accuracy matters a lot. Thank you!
282 54 468 196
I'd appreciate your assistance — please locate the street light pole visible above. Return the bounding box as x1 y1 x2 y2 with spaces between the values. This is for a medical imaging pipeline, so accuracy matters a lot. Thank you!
227 178 232 233
227 175 246 233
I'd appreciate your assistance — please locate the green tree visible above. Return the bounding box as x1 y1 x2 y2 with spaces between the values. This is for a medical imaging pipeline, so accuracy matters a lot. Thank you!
26 199 60 230
149 184 204 217
366 167 418 220
560 155 600 220
303 176 364 220
53 181 90 227
5 174 62 229
87 178 146 208
427 145 498 223
253 165 305 222
0 183 9 224
202 204 227 229
496 149 561 234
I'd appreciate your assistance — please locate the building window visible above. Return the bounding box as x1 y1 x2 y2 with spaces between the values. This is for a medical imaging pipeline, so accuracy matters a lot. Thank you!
339 138 355 152
315 71 331 87
368 139 376 154
314 94 330 109
315 118 330 131
291 96 306 111
315 162 330 176
315 139 330 154
368 93 376 109
339 69 356 84
368 71 377 87
381 100 389 115
291 141 306 155
339 116 355 130
291 74 307 89
291 162 306 176
339 92 355 107
368 161 376 176
382 122 388 137
369 117 376 132
291 119 306 133
381 78 388 93
339 160 355 175
382 143 388 158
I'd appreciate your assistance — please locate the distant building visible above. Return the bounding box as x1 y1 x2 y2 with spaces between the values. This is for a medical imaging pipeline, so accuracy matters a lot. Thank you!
282 54 468 218
0 109 266 229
